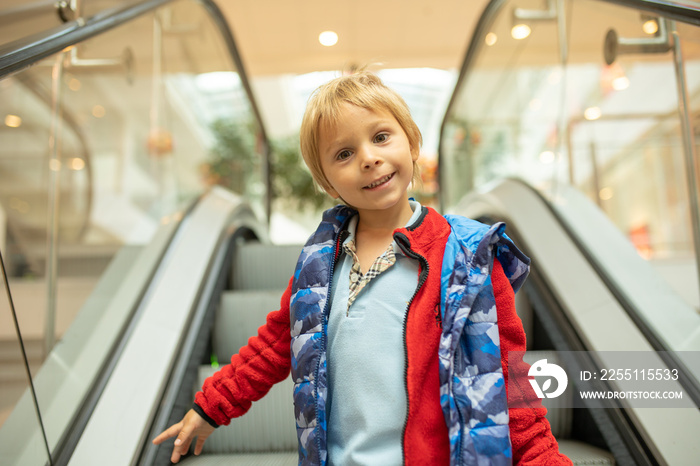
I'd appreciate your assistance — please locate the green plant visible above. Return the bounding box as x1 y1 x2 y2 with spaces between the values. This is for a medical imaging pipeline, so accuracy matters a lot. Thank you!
269 134 332 212
204 118 331 212
203 118 258 195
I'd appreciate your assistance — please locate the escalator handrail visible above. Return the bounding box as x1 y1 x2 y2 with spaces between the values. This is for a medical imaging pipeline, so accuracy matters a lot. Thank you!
198 0 272 222
0 0 171 77
452 178 700 464
67 187 256 465
606 0 700 24
460 178 700 465
492 178 700 405
438 0 700 205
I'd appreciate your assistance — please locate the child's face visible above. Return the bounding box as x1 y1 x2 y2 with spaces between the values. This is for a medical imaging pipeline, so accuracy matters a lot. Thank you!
318 103 418 218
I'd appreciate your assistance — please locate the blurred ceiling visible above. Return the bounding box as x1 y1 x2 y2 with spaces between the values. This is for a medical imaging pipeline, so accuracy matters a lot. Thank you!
216 0 491 76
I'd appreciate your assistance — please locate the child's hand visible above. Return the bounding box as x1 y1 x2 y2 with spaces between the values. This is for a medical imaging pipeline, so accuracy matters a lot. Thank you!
152 409 215 463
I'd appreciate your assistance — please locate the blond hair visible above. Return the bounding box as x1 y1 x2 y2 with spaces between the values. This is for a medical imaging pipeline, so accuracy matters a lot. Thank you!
300 71 422 194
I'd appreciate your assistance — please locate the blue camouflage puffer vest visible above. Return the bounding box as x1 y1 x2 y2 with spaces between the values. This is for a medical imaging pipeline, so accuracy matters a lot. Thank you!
289 206 530 465
440 215 530 465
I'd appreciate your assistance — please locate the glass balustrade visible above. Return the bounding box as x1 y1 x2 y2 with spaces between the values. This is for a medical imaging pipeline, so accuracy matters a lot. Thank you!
441 0 700 332
0 0 267 463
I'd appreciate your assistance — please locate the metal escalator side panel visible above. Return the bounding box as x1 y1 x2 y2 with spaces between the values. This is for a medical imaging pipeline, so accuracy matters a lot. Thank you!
450 178 700 466
68 188 252 465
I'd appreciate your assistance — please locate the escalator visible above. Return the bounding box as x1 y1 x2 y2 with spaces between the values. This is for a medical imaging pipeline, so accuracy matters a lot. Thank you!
2 0 700 465
141 180 694 466
0 1 271 464
449 178 700 465
439 0 700 464
144 236 302 465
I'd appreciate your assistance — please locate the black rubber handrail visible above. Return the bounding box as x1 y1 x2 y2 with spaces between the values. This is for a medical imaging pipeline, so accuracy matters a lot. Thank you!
0 1 171 77
506 178 700 410
606 0 700 25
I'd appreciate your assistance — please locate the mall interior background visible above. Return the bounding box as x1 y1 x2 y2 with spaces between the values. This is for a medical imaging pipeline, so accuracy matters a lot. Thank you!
0 0 699 464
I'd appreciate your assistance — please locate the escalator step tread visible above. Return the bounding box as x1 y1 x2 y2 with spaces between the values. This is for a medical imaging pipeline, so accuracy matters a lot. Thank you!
179 452 297 465
214 290 285 361
233 243 302 290
558 439 615 464
195 365 297 455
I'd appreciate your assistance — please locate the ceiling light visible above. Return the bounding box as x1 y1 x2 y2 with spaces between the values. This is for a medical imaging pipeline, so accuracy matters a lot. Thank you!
599 187 613 200
70 158 85 170
4 114 21 128
539 151 555 164
92 105 105 118
485 33 498 46
511 24 531 40
69 78 81 91
612 76 630 90
584 107 602 121
547 70 561 85
319 31 338 47
643 19 659 35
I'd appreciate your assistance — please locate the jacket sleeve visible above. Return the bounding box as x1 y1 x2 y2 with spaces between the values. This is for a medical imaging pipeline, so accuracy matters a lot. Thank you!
492 260 572 465
193 277 293 427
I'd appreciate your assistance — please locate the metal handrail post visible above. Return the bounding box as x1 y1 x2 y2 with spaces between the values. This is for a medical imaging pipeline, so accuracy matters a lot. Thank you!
670 20 700 306
44 51 66 355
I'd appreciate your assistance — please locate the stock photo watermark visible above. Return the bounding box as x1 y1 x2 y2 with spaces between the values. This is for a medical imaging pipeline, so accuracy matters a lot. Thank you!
508 351 699 409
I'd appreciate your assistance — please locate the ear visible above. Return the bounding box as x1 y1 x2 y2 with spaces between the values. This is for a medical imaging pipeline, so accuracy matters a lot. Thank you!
410 146 420 162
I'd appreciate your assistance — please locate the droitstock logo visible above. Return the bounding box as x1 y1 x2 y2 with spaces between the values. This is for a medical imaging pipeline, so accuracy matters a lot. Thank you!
528 359 568 399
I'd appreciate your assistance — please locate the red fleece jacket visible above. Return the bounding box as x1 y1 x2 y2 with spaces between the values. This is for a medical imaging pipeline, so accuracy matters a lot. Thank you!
195 212 572 465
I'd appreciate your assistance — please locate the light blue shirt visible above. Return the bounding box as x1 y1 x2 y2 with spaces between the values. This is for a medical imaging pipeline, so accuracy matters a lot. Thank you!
327 201 421 465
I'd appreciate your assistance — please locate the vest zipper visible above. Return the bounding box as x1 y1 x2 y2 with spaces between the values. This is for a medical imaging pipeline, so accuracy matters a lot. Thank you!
394 232 429 465
457 396 465 464
314 228 347 465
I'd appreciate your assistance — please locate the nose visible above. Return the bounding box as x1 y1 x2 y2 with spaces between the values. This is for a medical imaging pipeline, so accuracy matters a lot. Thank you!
359 146 382 170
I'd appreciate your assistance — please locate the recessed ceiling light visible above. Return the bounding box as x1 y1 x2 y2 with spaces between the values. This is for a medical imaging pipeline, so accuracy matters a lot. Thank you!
599 187 614 200
70 158 85 171
612 76 630 90
485 32 497 46
643 19 659 35
92 105 106 118
319 31 338 47
511 24 531 40
539 151 556 164
4 114 21 128
69 78 81 91
584 106 602 121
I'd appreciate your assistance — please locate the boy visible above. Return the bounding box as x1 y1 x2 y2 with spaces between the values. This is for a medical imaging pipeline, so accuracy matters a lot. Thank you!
154 71 571 465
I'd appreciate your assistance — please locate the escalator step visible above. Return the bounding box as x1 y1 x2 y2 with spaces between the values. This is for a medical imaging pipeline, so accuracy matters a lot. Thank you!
180 452 297 465
558 440 615 465
232 243 302 291
195 365 297 455
214 290 285 362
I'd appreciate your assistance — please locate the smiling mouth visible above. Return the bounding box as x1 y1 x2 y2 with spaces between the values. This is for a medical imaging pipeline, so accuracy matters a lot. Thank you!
364 172 395 189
